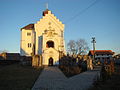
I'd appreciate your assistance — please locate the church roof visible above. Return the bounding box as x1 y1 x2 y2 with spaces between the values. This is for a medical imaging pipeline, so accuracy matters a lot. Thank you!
21 24 34 30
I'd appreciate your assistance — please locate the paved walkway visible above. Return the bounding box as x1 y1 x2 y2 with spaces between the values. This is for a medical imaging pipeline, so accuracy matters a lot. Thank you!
32 67 100 90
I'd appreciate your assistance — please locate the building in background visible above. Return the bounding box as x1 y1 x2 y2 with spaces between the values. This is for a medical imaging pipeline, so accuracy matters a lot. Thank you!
0 53 20 60
20 9 66 65
88 50 114 63
113 54 120 65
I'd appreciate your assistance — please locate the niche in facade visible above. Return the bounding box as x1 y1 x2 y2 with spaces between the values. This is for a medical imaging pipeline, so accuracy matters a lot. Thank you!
46 41 54 48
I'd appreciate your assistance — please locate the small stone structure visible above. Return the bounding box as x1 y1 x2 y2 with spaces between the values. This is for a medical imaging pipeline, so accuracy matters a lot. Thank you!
87 57 93 70
32 55 42 67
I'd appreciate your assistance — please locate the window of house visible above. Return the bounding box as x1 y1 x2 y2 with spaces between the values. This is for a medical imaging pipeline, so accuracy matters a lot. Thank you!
28 43 32 48
27 32 31 36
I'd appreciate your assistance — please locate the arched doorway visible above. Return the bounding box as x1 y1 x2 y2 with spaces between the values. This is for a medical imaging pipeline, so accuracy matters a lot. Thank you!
49 57 53 66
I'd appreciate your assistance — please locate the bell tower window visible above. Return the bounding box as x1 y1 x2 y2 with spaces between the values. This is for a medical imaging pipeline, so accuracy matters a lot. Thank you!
46 41 54 48
28 43 31 48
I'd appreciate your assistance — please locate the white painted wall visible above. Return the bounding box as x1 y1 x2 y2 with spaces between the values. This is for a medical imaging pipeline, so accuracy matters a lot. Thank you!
20 10 66 65
20 29 34 56
34 10 65 65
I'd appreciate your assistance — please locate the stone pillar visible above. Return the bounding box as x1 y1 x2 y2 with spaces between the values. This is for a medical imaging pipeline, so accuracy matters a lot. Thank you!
39 55 42 66
32 55 42 67
87 57 93 70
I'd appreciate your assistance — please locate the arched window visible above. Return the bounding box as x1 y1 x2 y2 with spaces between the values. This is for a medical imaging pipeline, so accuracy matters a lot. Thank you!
46 41 54 48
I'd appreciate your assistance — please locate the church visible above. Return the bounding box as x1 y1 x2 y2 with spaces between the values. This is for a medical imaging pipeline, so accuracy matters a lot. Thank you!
20 8 66 66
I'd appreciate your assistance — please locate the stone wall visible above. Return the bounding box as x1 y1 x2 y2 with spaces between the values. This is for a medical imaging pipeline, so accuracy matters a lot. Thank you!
32 55 42 67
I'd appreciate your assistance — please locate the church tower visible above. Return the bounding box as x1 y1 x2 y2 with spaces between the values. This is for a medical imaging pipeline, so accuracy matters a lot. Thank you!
20 8 65 65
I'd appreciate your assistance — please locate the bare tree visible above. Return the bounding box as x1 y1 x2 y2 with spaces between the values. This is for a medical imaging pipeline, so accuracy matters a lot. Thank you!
76 39 89 55
67 40 76 55
67 39 89 55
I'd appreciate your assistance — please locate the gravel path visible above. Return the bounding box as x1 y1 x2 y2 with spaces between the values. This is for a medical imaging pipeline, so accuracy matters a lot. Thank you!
32 66 100 90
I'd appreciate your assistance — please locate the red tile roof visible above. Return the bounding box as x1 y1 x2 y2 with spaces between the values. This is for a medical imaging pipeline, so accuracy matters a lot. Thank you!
88 50 114 55
21 24 34 30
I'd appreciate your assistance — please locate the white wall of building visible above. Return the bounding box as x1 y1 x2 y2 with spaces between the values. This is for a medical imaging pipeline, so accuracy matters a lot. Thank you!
20 29 34 56
20 10 65 65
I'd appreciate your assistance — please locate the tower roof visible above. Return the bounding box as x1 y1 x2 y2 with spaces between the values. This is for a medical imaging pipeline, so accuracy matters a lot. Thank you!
43 9 50 16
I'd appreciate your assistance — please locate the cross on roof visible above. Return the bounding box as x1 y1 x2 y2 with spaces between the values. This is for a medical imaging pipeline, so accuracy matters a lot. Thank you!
46 3 48 9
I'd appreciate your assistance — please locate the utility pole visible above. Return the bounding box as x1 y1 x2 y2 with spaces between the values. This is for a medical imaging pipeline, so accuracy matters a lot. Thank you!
91 37 96 64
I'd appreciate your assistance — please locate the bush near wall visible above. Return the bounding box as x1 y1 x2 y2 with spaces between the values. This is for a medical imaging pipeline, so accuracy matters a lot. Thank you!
59 56 87 77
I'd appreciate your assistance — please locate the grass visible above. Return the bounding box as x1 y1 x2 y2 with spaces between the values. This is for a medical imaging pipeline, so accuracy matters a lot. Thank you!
0 64 43 90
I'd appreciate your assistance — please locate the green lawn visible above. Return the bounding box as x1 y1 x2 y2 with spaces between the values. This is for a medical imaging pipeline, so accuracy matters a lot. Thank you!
0 64 43 90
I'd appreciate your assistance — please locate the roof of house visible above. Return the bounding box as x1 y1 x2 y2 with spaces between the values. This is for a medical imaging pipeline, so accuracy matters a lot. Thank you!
21 24 34 30
88 50 114 55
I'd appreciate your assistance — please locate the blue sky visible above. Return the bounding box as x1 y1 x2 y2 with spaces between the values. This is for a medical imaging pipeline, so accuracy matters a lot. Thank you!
0 0 120 54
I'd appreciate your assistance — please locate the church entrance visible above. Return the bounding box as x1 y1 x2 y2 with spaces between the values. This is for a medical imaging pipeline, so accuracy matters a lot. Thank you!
48 57 53 66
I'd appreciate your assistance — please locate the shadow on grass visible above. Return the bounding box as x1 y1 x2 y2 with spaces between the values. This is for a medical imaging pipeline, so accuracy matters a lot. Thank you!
0 64 43 90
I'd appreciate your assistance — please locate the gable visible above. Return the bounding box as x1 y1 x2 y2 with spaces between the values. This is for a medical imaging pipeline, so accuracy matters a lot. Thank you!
35 10 64 35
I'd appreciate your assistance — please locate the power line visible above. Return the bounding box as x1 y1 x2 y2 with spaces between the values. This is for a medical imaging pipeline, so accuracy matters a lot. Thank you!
65 0 100 24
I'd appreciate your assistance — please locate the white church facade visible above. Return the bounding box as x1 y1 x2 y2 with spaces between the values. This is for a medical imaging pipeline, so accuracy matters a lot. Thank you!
20 9 66 65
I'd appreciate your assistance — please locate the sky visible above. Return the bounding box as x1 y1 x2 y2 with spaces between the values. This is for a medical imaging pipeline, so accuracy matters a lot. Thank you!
0 0 120 54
